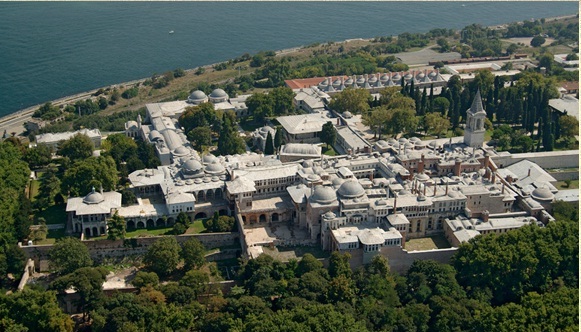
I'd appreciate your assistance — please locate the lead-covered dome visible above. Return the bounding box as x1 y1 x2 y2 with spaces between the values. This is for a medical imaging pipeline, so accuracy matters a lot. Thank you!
83 188 104 204
182 159 203 174
338 180 365 198
531 187 554 201
205 161 225 174
210 88 228 99
187 90 208 104
311 185 337 204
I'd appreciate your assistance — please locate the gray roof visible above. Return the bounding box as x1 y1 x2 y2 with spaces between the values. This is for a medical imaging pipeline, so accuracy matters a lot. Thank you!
468 89 486 115
549 96 579 119
66 191 121 216
338 180 365 198
311 185 337 204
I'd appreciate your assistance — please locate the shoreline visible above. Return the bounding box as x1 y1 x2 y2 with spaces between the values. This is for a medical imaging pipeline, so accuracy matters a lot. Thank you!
0 13 576 135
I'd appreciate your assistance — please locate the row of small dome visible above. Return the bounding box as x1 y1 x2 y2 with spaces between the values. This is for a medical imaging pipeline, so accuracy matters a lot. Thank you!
182 157 226 175
187 89 229 104
319 71 441 88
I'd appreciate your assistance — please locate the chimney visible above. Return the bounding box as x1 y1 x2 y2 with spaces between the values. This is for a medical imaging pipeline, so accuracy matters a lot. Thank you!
482 210 489 222
100 185 103 195
445 181 449 195
337 117 341 125
491 172 496 184
418 154 425 173
502 182 505 194
528 168 531 177
433 184 437 196
393 192 398 212
454 159 462 176
423 184 427 196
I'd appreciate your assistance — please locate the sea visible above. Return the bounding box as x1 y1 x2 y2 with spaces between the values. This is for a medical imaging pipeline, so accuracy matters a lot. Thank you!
0 1 577 117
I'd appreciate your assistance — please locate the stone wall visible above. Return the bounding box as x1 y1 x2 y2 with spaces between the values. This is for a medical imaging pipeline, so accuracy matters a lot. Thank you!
347 246 458 274
16 259 35 291
492 150 579 169
549 170 579 181
20 232 239 271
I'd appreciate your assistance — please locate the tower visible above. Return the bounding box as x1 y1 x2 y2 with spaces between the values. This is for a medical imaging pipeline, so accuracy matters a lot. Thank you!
464 89 486 148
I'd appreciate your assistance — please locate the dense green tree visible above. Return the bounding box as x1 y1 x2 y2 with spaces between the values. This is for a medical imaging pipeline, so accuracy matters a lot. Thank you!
60 156 118 196
24 144 52 168
530 35 546 47
269 86 295 116
328 251 352 279
424 112 451 137
245 92 273 122
179 103 218 133
0 288 73 332
49 237 92 275
131 271 159 288
329 88 372 115
107 211 126 240
296 253 323 276
180 269 210 297
320 121 337 149
51 266 108 321
57 133 94 162
217 114 246 156
188 126 212 151
144 237 181 277
181 237 206 270
558 115 579 138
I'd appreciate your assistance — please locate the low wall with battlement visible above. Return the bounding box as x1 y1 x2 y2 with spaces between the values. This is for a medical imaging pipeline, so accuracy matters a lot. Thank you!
492 150 579 169
347 246 458 274
20 232 239 271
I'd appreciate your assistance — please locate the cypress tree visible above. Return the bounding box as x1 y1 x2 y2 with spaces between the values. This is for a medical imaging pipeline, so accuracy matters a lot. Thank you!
274 128 283 150
264 131 274 155
486 88 495 121
429 83 434 113
414 86 421 115
420 87 428 116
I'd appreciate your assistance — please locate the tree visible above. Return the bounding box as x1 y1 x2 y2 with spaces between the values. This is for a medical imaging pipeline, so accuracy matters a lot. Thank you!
57 134 94 162
0 288 74 332
328 251 351 279
530 35 546 47
514 135 534 152
558 115 579 138
424 113 451 137
51 266 108 321
296 253 323 277
187 126 212 151
245 92 273 122
386 108 419 136
269 86 295 116
61 156 118 196
362 106 390 139
181 237 206 270
329 88 371 115
437 38 450 52
274 128 283 150
264 131 274 155
180 269 210 297
320 121 337 149
432 97 450 115
131 271 159 288
107 211 126 240
144 237 181 277
49 237 92 275
217 114 246 156
24 144 52 168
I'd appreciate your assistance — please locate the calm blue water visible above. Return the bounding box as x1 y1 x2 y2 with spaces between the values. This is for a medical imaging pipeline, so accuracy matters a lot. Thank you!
0 1 577 116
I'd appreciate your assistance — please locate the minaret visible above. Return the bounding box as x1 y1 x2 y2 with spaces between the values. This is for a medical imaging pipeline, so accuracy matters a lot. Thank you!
463 89 486 148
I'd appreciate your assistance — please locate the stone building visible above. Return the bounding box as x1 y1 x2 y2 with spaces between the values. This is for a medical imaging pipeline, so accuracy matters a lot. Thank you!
65 187 121 237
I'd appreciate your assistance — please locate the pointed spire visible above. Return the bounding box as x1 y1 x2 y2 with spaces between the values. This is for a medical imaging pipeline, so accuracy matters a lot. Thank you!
469 89 486 115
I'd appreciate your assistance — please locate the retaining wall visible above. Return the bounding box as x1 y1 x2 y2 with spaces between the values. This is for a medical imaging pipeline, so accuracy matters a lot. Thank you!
20 232 239 271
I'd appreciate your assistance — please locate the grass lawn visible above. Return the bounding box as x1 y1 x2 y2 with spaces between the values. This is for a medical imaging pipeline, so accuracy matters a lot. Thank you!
554 180 579 190
186 219 207 234
125 226 173 238
322 145 336 156
405 234 451 251
37 204 67 225
36 228 67 245
29 180 40 201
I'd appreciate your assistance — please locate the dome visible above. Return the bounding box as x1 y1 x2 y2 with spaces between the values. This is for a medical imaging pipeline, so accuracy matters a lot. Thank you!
210 88 228 99
307 174 321 182
448 191 460 198
404 73 413 80
322 211 336 219
202 154 218 164
311 186 337 204
380 74 389 81
338 180 365 198
83 188 104 204
356 76 366 84
376 140 389 147
417 72 425 79
531 187 554 201
342 111 353 119
344 77 354 85
318 79 328 87
188 90 207 101
409 137 421 143
398 137 408 144
182 159 203 173
173 146 189 156
392 73 401 80
205 161 225 174
375 199 387 206
368 75 378 83
126 121 138 129
302 160 314 168
333 78 342 87
332 177 345 187
429 71 437 77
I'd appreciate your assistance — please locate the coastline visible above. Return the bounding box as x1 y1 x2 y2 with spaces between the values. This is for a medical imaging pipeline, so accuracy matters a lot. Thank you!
0 13 576 136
